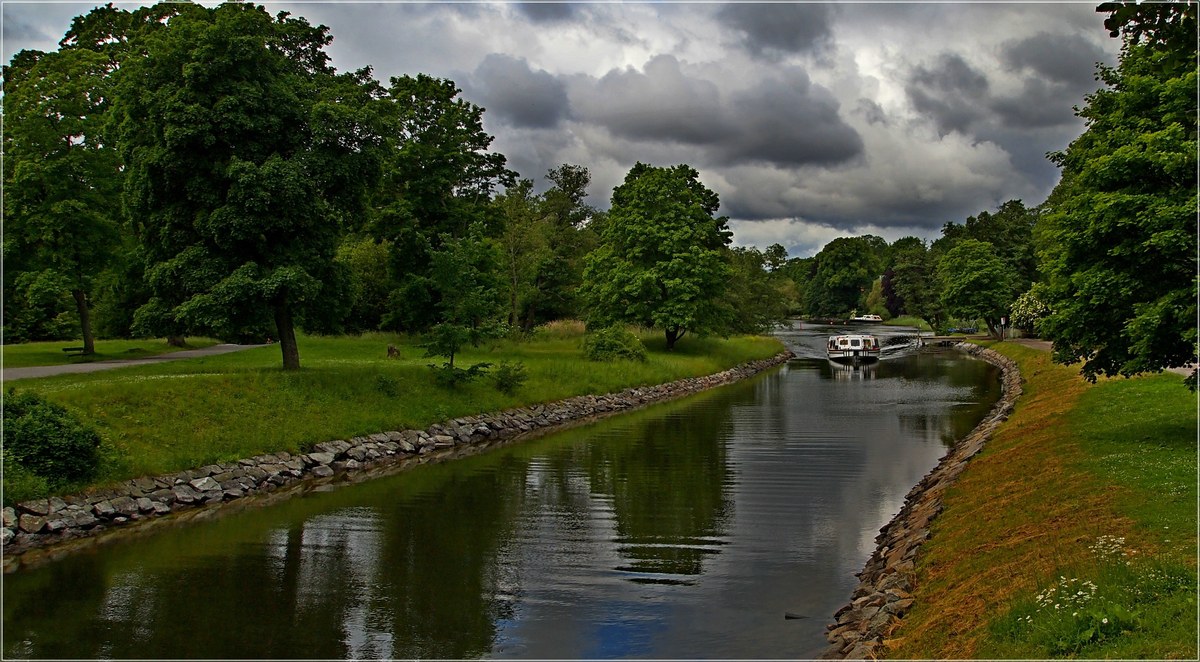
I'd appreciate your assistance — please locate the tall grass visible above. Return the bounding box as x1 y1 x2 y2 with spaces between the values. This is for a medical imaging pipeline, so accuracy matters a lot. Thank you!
6 331 783 495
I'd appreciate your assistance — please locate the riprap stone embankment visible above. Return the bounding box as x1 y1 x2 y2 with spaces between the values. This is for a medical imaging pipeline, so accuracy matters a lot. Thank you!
823 343 1022 659
3 351 793 564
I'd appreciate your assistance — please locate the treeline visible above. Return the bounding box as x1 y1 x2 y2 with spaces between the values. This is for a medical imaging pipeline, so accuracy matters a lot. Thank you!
5 2 1194 385
776 199 1038 338
3 2 795 370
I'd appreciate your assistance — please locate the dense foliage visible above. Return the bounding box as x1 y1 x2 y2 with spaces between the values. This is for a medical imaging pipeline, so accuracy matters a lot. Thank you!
1038 2 1197 385
582 326 648 362
2 389 102 489
581 163 733 349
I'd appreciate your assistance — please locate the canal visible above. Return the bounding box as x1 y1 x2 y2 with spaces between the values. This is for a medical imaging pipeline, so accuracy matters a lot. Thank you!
2 325 1000 659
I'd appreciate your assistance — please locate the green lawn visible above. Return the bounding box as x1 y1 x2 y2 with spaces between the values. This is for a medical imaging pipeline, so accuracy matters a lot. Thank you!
886 342 1197 659
5 331 784 497
2 337 220 369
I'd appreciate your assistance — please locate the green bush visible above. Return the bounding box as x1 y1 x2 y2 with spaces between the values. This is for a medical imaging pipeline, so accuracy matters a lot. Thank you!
492 361 529 395
583 326 647 362
2 389 101 488
1 449 50 505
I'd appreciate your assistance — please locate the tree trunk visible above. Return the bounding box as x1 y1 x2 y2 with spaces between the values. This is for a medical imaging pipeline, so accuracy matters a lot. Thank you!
71 289 95 355
665 327 680 350
274 299 301 370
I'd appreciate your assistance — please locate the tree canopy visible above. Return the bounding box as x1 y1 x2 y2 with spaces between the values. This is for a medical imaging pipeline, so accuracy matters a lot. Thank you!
1039 1 1197 385
581 163 732 349
112 2 383 368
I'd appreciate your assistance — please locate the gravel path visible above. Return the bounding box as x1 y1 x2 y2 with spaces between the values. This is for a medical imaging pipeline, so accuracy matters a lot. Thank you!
2 344 270 381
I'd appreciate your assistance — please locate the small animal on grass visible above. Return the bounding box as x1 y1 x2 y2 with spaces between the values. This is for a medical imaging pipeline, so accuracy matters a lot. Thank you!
387 344 401 359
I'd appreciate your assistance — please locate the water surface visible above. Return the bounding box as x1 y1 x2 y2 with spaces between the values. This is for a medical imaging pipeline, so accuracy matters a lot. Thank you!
3 324 1000 659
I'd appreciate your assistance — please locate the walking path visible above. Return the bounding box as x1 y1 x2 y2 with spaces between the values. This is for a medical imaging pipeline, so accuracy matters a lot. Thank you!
1 344 269 381
1007 337 1194 377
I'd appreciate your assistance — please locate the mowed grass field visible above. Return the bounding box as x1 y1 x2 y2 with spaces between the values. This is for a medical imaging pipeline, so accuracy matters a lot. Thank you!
885 342 1197 659
3 329 784 493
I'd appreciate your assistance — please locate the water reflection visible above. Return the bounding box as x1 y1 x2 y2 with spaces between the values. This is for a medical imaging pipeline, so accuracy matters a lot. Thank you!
3 326 1000 659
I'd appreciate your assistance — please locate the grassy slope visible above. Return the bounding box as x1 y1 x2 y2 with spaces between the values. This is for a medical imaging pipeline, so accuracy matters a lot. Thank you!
2 338 219 369
885 342 1197 659
7 331 783 491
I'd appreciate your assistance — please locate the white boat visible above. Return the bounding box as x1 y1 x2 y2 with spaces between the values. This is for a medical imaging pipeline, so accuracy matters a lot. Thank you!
849 313 884 323
827 334 881 364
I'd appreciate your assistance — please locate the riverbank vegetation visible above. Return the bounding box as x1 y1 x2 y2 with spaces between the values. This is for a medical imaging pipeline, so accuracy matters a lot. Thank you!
3 330 782 504
884 342 1197 659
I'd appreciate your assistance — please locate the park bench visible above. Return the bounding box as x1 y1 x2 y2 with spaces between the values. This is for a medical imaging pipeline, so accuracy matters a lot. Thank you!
61 346 86 356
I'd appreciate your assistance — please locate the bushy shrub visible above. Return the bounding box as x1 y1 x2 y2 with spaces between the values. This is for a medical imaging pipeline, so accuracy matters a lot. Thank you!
2 389 101 488
2 449 50 505
583 326 647 362
492 361 529 395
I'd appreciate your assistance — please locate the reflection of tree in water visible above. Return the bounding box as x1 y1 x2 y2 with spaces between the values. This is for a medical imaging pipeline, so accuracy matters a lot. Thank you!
370 458 530 658
583 400 736 580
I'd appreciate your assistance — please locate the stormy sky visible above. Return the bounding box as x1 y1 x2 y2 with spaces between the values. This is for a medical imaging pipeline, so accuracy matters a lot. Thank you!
2 2 1120 256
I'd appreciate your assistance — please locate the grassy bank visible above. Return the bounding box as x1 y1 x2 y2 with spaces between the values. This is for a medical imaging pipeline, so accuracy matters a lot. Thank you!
2 337 219 369
885 342 1197 659
4 330 783 499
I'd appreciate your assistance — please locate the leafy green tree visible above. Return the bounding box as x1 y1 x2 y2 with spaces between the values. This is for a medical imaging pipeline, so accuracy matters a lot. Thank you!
519 164 599 328
804 236 881 317
581 163 732 349
370 74 515 331
3 47 122 352
494 180 552 328
777 256 815 315
334 236 396 333
722 246 790 333
938 200 1038 301
938 239 1012 337
1038 2 1197 385
422 226 504 379
889 239 945 330
112 3 384 369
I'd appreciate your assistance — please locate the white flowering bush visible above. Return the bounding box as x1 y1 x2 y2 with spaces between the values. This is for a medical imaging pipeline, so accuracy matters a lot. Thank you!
1010 285 1051 334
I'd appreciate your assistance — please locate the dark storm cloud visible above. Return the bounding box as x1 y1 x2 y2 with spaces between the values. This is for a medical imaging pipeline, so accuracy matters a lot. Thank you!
720 70 863 167
570 55 732 145
513 3 577 24
465 54 569 129
570 57 861 168
718 3 834 59
906 53 990 135
989 32 1111 129
1001 32 1108 85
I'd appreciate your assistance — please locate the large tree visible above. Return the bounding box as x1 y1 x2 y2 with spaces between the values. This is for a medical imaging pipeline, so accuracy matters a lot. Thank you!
1038 1 1197 385
3 47 122 353
112 3 383 369
938 239 1013 337
804 236 884 317
581 163 732 350
368 74 515 331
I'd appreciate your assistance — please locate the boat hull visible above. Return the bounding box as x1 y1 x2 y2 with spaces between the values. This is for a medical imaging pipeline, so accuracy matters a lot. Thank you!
827 349 880 364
